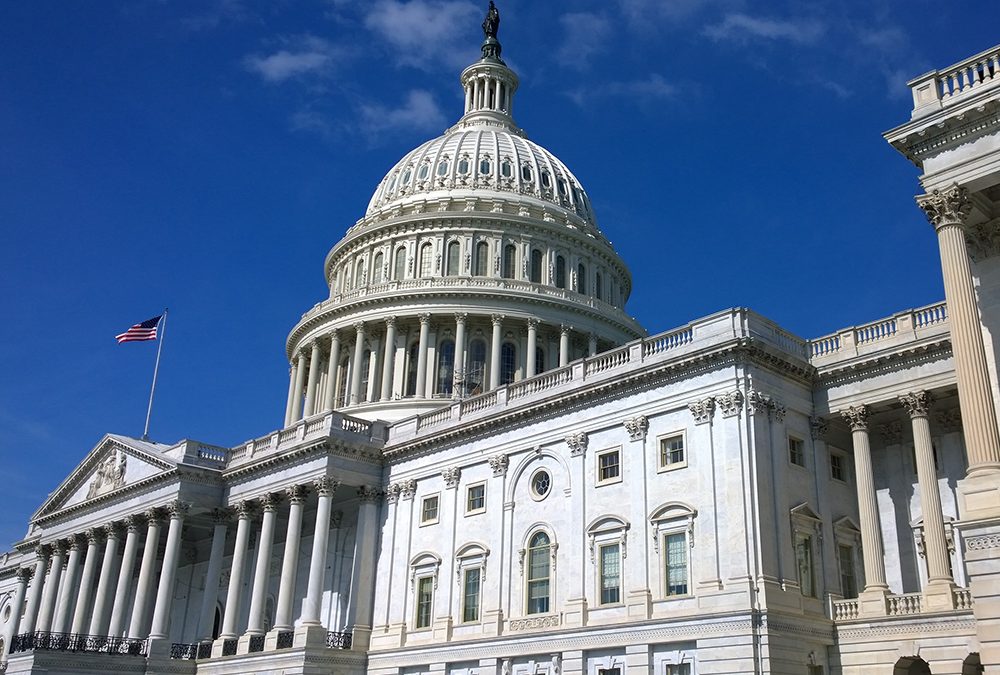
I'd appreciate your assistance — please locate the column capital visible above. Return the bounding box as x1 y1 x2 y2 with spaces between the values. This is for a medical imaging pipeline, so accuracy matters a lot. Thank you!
841 404 870 431
124 513 145 533
442 467 462 488
233 499 256 520
810 415 829 440
916 184 972 231
286 484 309 504
33 544 50 559
210 507 233 525
384 315 397 328
103 522 124 541
145 506 167 523
559 323 572 335
329 329 340 344
385 483 402 504
296 350 308 363
314 476 341 497
66 534 83 552
527 317 539 329
491 313 505 326
489 453 510 477
353 320 366 334
16 566 32 582
566 432 588 457
454 312 468 325
418 313 432 326
688 397 716 425
259 492 282 512
52 540 69 556
84 527 103 546
165 500 190 519
899 390 934 418
357 485 381 503
624 415 649 442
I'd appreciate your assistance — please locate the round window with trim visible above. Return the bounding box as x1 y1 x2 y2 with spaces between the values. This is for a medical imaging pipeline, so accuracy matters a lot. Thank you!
530 469 551 500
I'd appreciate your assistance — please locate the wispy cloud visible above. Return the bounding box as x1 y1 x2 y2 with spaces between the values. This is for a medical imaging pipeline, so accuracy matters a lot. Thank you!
364 0 480 70
703 14 825 44
244 35 341 83
557 12 613 69
567 74 677 107
359 89 447 135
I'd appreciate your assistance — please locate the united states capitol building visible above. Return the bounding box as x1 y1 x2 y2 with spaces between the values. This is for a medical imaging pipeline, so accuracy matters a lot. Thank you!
4 8 1000 675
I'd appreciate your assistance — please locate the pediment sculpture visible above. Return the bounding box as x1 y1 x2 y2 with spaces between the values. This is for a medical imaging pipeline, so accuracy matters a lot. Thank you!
86 451 127 499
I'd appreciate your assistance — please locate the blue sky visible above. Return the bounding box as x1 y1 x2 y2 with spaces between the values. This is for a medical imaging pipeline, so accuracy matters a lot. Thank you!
0 0 995 547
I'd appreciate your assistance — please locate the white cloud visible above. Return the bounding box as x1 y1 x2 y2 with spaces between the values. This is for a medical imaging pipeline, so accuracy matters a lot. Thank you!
244 35 340 83
567 74 677 107
364 0 480 69
557 12 613 69
359 89 447 135
703 13 825 45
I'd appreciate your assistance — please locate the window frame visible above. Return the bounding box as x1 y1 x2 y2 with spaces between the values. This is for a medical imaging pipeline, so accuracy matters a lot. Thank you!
414 575 434 629
598 542 622 606
788 435 806 468
830 449 848 482
529 468 552 501
460 566 482 623
454 542 489 624
662 530 691 598
522 530 555 615
790 503 824 598
420 494 440 526
596 446 622 486
649 502 696 599
657 431 687 472
465 482 486 515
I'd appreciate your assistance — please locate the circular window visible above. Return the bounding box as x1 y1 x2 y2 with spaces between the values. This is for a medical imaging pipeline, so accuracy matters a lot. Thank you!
3 606 10 621
531 470 551 500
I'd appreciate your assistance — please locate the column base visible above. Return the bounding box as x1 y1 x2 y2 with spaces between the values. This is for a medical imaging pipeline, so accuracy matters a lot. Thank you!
145 636 171 659
858 587 889 618
352 624 373 650
211 636 238 658
293 623 330 649
958 471 1000 522
923 579 958 611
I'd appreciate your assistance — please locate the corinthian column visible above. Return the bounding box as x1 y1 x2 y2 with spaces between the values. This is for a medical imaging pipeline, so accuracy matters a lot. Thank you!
89 523 122 635
490 314 504 389
52 535 82 633
2 568 30 663
149 501 188 640
325 331 341 411
274 485 307 631
559 325 571 367
290 351 308 423
197 509 230 642
247 493 280 635
303 341 322 417
350 321 367 405
36 541 66 632
918 185 1000 476
108 515 142 637
842 405 889 614
302 477 339 625
454 313 467 397
129 508 164 638
220 501 254 640
284 361 298 427
21 547 48 634
415 314 431 398
381 319 397 401
71 528 102 634
526 318 538 377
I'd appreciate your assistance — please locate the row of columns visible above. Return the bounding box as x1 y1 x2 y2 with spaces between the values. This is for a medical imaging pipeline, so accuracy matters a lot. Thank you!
285 314 600 425
841 392 955 610
2 502 188 662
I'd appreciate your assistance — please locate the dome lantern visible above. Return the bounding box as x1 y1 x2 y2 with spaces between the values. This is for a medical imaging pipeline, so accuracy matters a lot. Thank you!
459 2 518 126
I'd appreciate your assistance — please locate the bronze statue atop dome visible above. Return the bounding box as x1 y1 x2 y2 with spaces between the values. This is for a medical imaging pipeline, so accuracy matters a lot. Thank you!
482 2 500 39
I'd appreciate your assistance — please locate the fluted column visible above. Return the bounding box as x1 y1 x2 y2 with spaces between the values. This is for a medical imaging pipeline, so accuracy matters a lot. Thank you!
89 523 122 635
346 487 381 648
274 485 307 631
71 528 102 634
129 508 164 638
490 314 503 389
841 405 889 596
324 331 341 411
526 318 538 377
284 361 298 427
588 333 598 357
1 568 30 664
381 319 397 401
454 313 467 392
20 547 48 634
302 477 339 625
303 341 322 417
350 321 367 405
559 325 571 367
108 515 142 637
220 501 254 639
149 501 188 639
290 351 308 423
36 541 66 632
52 536 82 633
415 314 431 398
918 185 1000 476
247 493 280 635
197 509 230 642
900 392 954 587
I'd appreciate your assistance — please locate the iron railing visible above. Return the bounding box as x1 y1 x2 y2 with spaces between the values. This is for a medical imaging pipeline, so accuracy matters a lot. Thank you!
170 643 199 660
221 638 237 656
276 630 294 649
325 631 352 649
248 635 265 653
10 632 147 656
197 642 213 659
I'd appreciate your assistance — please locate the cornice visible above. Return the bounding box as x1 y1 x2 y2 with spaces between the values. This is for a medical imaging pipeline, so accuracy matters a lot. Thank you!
223 437 383 481
886 97 1000 166
33 468 182 527
814 337 952 385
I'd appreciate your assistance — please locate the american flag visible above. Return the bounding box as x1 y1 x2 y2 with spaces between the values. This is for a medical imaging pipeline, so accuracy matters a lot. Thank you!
115 315 162 343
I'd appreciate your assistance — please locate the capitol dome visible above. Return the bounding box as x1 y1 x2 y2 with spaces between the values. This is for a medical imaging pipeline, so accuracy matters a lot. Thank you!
281 14 645 423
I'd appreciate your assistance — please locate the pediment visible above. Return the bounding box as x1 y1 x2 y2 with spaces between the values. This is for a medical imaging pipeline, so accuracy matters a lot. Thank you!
790 502 822 522
32 434 176 521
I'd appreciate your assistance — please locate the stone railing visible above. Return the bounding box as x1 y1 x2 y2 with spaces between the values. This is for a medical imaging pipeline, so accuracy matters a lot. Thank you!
10 631 147 656
326 631 353 649
887 592 923 616
954 587 974 610
831 597 859 621
229 411 387 471
910 44 1000 116
808 302 948 363
832 588 974 623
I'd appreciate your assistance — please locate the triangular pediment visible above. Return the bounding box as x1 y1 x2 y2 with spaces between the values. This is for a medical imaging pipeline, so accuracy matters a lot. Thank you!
790 502 822 522
32 434 177 521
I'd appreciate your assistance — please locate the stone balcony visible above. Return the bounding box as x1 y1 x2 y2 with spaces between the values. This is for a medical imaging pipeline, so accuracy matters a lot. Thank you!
830 587 974 622
907 44 1000 119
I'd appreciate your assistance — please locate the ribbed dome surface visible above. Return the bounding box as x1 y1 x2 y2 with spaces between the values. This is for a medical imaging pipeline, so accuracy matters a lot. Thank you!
365 126 599 231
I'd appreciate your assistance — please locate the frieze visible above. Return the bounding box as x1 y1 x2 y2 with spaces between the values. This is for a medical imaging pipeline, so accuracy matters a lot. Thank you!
508 614 561 631
966 534 1000 551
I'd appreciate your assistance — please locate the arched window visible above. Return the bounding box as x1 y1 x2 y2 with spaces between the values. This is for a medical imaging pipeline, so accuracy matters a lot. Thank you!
337 357 350 407
394 247 407 280
521 164 533 182
406 342 419 396
500 342 516 385
437 158 449 176
555 256 566 289
419 242 433 278
372 252 384 284
501 158 513 178
595 272 602 300
474 241 489 277
468 339 487 395
502 244 516 279
437 340 455 395
417 162 429 181
458 156 470 175
530 249 543 283
526 531 551 614
577 263 586 294
360 349 371 403
535 347 545 374
355 259 365 288
540 170 552 190
446 241 460 276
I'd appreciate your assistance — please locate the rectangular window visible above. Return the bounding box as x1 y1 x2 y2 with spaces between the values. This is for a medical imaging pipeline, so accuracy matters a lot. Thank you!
462 568 481 622
599 670 622 675
415 576 434 628
830 452 846 481
421 495 439 524
599 543 621 605
659 434 685 470
466 484 486 514
838 544 857 599
797 536 815 597
597 448 621 484
665 666 691 675
664 532 689 596
789 437 805 467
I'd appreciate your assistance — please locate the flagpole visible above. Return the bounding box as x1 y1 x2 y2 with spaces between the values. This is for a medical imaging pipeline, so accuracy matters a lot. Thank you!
142 308 168 441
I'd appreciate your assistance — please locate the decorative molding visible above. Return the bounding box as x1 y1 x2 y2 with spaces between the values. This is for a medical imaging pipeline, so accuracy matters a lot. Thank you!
899 390 934 418
508 615 561 631
385 483 402 504
400 479 418 500
841 405 870 432
936 408 962 433
916 184 971 230
810 416 828 440
358 485 380 503
624 416 649 442
442 466 462 489
565 432 588 457
489 453 509 477
688 397 715 425
877 421 904 446
965 218 1000 262
86 451 127 500
966 534 1000 551
717 390 744 418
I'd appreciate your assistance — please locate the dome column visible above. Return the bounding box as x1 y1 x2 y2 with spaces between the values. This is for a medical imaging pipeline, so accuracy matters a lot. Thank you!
350 322 366 405
381 318 397 401
588 333 598 357
559 325 571 367
290 352 307 423
304 341 322 417
324 331 341 411
454 313 467 398
415 314 431 398
284 361 298 427
490 314 504 389
526 318 539 377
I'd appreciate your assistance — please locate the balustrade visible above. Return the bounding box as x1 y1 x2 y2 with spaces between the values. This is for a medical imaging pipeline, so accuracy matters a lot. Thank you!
10 631 147 656
326 631 353 649
887 592 923 616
